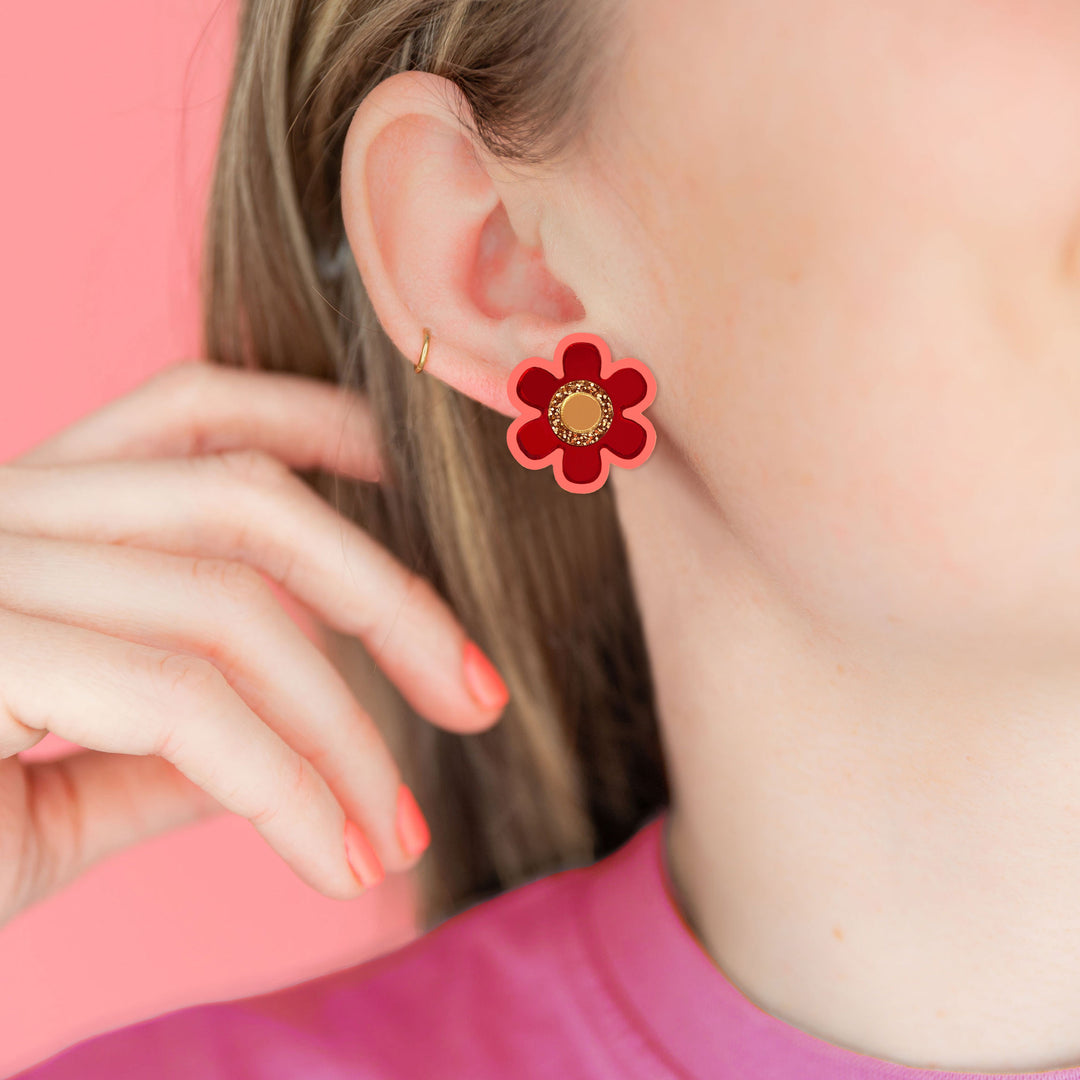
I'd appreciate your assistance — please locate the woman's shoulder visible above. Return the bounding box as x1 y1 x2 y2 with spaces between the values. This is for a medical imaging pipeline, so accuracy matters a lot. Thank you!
246 851 604 1051
13 854 606 1080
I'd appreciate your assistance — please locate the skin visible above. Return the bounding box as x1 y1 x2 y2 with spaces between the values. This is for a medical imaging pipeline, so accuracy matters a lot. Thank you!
341 0 1080 1071
0 367 510 920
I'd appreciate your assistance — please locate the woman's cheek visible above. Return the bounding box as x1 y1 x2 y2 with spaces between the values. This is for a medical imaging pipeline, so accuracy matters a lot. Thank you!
677 242 1069 653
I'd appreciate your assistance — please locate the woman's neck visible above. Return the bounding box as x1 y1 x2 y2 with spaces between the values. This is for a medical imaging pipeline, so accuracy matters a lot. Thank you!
611 438 1080 1073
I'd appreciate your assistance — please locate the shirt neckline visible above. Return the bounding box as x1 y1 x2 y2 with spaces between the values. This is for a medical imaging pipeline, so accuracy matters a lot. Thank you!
580 806 1080 1080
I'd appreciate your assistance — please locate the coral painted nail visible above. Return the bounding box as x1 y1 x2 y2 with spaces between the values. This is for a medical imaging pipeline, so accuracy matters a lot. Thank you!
343 820 384 889
395 783 431 858
462 639 510 711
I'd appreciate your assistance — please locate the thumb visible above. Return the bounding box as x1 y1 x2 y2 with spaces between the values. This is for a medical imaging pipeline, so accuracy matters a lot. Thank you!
14 750 224 916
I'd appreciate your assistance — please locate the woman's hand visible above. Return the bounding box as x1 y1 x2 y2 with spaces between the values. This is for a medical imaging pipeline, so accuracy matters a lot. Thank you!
0 358 509 928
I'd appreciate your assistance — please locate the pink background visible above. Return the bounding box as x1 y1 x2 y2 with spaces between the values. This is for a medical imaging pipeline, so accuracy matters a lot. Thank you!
0 2 417 1074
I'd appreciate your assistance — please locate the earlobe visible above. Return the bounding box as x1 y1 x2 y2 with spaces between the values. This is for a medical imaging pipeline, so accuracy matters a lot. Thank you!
339 70 587 416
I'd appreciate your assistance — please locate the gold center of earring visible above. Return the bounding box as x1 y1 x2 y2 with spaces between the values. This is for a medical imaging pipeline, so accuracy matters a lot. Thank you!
548 380 614 446
559 391 603 433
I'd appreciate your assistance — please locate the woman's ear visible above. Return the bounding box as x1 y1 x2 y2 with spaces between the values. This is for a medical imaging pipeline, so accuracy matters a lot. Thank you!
340 70 588 417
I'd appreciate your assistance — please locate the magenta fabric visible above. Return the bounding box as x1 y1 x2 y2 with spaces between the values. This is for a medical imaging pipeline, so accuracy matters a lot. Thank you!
14 806 1080 1079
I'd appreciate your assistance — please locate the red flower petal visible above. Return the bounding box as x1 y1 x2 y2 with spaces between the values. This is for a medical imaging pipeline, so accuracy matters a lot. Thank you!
562 443 603 485
516 366 559 409
602 415 648 459
562 341 602 383
602 366 648 409
516 415 560 460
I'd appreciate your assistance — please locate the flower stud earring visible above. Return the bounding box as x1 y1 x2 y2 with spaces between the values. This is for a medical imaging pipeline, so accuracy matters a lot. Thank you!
506 333 657 494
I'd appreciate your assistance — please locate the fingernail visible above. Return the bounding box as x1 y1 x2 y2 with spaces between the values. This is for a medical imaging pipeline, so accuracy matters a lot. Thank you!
462 639 510 711
395 783 431 858
343 820 384 889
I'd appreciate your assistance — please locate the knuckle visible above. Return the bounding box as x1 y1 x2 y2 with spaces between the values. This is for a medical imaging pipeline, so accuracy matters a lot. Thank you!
250 752 310 829
0 697 46 758
150 359 215 416
362 562 432 643
148 360 221 458
188 556 269 608
153 357 214 391
146 650 226 707
208 448 292 490
0 724 45 759
256 537 299 592
190 458 303 594
154 723 181 763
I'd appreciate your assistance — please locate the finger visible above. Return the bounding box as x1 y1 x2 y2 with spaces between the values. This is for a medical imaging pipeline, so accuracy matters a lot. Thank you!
0 531 423 874
6 751 226 918
7 358 383 483
0 607 370 903
0 451 510 735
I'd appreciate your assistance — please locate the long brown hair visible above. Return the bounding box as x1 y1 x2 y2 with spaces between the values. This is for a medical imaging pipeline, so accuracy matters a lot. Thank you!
200 0 668 930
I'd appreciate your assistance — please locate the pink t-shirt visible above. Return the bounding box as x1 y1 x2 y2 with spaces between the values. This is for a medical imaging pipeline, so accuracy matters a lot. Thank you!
14 806 1080 1079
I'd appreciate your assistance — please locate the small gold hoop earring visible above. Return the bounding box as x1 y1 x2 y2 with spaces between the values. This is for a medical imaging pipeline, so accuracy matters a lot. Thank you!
414 328 431 374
